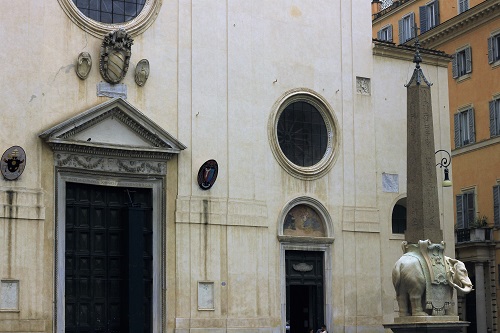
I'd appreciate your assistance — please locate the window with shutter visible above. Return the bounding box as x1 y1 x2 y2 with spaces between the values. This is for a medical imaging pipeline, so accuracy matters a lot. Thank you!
494 185 500 227
378 25 393 42
456 192 475 229
453 46 472 79
490 98 500 137
488 33 500 64
399 13 415 44
458 0 469 14
420 1 439 33
454 108 475 148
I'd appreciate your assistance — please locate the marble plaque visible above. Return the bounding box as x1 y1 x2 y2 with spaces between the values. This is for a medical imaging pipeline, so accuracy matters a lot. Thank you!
0 280 19 310
356 77 371 95
97 82 127 99
382 173 399 193
198 281 214 310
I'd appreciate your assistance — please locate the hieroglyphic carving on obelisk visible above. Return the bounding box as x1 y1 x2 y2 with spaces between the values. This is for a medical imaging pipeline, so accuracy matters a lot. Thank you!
404 41 443 244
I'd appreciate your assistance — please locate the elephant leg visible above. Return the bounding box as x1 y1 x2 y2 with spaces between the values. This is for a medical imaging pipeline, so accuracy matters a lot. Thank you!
410 294 426 316
396 293 410 316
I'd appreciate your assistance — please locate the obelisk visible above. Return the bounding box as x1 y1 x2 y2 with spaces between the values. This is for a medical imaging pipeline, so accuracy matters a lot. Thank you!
404 41 442 244
384 35 471 333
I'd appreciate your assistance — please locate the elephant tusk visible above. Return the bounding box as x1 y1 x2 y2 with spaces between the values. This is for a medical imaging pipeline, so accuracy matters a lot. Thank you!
450 281 473 294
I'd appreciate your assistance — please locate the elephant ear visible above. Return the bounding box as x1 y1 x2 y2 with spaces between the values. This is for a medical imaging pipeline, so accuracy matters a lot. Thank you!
445 257 458 283
446 258 458 273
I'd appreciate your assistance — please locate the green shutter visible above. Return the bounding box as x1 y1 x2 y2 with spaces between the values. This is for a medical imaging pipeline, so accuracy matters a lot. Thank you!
454 113 460 148
419 6 428 33
434 0 440 25
410 13 416 38
494 186 500 227
468 108 475 144
488 36 494 64
452 53 458 78
490 100 497 137
456 194 464 229
398 18 403 44
465 46 472 73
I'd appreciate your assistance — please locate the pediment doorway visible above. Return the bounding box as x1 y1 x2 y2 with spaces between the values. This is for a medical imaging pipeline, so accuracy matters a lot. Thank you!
40 98 185 333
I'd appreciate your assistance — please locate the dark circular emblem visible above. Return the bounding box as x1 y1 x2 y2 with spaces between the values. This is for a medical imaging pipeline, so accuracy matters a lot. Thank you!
1 146 26 180
197 160 218 190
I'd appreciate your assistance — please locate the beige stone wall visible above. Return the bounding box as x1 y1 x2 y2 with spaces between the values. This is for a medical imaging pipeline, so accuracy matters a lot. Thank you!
0 0 452 332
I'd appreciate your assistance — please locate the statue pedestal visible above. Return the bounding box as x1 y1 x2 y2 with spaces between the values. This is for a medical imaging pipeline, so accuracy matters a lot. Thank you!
384 316 469 333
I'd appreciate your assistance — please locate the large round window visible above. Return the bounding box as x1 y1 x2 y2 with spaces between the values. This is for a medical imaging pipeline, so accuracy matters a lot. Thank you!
58 0 161 37
72 0 146 24
269 89 339 180
277 101 328 167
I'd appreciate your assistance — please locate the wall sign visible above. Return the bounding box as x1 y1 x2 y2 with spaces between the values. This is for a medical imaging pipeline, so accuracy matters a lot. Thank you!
1 146 26 180
197 159 218 190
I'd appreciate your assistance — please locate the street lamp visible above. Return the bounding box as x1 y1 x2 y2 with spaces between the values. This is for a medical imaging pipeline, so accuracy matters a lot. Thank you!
435 149 452 187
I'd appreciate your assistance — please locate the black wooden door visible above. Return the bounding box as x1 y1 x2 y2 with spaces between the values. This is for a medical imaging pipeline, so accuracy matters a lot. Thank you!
65 183 153 333
286 251 324 333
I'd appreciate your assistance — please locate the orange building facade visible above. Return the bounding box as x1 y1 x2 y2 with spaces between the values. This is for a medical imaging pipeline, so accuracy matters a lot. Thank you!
373 1 500 332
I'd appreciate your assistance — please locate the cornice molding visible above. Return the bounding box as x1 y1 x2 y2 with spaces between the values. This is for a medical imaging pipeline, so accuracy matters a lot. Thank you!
451 136 500 157
416 0 500 49
373 40 452 67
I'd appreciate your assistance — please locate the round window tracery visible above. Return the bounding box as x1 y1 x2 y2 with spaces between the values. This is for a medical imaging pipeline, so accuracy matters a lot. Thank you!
277 101 328 167
58 0 162 37
72 0 146 24
269 89 340 180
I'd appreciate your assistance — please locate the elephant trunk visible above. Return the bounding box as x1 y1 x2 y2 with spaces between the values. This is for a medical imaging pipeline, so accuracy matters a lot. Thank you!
450 278 473 294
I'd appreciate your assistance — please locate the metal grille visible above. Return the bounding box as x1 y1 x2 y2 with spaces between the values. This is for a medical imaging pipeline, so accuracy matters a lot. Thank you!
277 102 327 167
73 0 146 23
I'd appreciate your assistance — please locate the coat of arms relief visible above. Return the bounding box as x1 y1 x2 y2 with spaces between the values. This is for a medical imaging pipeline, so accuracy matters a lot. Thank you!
100 29 134 84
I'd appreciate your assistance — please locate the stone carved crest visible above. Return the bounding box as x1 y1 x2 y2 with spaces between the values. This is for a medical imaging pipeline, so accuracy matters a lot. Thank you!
76 52 92 80
100 29 133 84
135 59 150 86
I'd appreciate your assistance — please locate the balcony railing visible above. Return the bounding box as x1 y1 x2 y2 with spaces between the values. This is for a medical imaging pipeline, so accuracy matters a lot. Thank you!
455 227 492 243
373 0 415 20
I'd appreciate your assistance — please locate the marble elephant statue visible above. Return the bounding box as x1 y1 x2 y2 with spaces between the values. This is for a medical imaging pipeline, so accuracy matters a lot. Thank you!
392 255 473 316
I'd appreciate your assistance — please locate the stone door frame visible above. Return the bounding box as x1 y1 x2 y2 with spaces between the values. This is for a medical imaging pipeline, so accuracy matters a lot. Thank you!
55 170 165 333
280 243 333 333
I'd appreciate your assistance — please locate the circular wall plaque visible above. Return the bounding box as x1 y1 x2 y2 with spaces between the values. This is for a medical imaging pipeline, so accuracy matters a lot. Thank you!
1 146 26 180
197 160 218 190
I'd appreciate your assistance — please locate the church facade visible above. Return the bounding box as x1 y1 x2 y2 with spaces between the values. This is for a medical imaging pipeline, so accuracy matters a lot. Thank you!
0 1 452 332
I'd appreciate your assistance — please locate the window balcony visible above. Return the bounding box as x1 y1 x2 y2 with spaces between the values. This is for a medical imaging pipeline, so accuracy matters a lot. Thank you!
455 227 492 243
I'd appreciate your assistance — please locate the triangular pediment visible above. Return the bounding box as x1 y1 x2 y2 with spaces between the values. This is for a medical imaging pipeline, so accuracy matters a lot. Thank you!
39 98 186 159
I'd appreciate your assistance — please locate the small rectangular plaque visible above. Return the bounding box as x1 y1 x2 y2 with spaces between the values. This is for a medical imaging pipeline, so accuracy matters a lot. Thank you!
1 280 19 310
383 173 399 193
197 281 214 310
97 82 127 99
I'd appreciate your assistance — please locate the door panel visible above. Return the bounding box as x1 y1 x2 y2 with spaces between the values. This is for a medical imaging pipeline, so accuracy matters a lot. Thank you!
65 183 152 333
286 251 324 333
